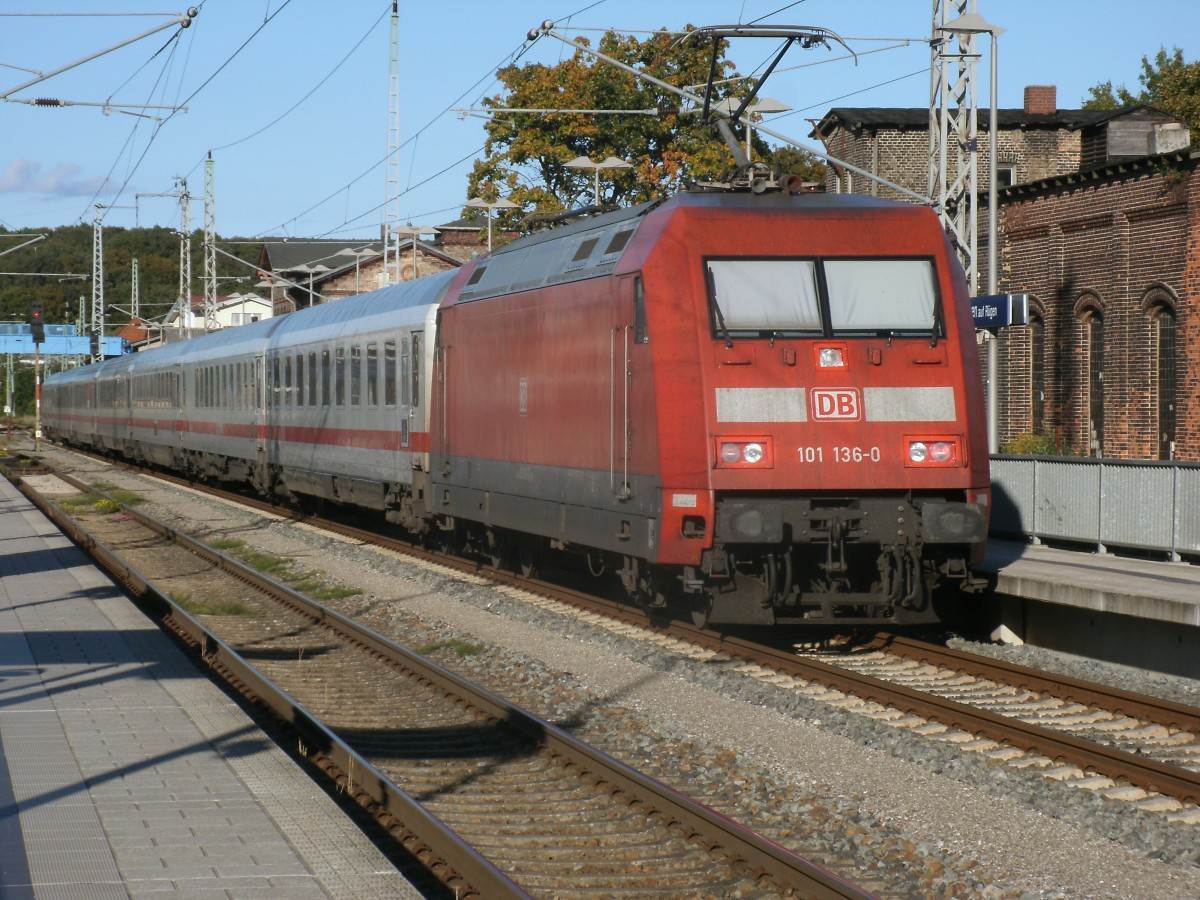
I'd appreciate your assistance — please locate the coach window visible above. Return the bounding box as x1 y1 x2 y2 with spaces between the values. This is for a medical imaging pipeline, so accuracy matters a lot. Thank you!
285 356 294 408
366 343 378 406
321 349 331 406
400 339 411 406
350 346 362 407
296 355 305 406
271 358 280 407
411 334 421 406
384 341 396 406
335 347 346 406
308 352 318 407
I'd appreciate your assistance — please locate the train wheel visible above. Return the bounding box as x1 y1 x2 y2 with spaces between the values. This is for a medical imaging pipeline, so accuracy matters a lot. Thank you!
486 529 512 570
517 538 541 578
636 566 673 618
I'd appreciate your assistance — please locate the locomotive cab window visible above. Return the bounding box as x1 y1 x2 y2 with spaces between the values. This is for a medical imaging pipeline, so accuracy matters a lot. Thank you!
705 256 942 340
824 259 939 337
706 259 822 338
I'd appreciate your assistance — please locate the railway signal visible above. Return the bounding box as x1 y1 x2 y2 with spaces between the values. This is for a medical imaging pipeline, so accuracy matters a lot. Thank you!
29 303 45 343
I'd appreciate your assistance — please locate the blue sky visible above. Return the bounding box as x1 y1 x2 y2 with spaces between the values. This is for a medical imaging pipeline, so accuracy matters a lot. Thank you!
1 0 1196 239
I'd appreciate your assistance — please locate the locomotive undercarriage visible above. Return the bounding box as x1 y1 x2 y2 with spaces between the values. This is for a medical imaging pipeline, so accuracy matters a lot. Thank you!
682 494 987 627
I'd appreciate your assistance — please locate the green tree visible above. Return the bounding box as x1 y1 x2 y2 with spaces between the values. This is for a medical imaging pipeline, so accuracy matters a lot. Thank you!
1083 47 1200 143
0 225 261 330
465 28 825 223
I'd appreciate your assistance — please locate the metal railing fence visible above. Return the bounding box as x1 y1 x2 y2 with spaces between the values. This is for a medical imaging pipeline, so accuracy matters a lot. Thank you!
989 455 1200 561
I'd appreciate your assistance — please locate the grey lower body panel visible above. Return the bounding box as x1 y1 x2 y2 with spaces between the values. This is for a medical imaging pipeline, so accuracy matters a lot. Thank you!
432 455 662 558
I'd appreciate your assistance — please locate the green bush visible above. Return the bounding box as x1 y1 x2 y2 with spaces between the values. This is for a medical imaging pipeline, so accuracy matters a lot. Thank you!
1000 432 1070 456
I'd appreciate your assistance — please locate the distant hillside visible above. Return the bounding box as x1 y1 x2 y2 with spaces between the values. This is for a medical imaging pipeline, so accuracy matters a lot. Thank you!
0 225 262 327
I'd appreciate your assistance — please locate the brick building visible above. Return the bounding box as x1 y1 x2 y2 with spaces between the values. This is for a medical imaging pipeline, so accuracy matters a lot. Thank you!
812 86 1196 461
256 236 463 315
811 86 1187 200
994 150 1198 461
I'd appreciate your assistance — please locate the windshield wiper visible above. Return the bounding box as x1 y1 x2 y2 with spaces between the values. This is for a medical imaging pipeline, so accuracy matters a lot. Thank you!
705 267 733 348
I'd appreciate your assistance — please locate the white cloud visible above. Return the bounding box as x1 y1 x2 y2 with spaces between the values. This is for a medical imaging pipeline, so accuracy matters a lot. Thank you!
0 159 110 196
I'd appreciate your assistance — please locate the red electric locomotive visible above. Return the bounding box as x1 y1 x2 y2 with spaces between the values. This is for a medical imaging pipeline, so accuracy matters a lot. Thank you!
431 190 989 626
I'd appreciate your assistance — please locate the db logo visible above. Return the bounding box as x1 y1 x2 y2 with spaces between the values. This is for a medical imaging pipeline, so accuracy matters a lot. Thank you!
811 388 860 420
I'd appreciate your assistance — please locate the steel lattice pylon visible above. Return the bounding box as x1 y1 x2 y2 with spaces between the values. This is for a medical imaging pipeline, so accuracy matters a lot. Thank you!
91 208 104 362
204 155 218 331
929 0 979 293
383 1 400 286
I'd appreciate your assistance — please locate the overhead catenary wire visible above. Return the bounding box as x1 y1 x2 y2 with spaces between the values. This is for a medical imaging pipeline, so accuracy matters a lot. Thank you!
253 34 532 238
89 0 298 226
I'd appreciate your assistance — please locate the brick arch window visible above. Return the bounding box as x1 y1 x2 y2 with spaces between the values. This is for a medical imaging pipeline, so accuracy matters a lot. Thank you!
1142 290 1178 460
1075 295 1104 456
1028 298 1047 434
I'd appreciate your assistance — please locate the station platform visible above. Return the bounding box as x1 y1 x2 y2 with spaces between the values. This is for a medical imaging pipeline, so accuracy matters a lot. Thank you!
980 539 1200 628
975 539 1200 677
0 476 420 898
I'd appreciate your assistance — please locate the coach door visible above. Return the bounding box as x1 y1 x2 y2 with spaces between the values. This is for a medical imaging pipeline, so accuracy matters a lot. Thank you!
174 364 185 452
255 355 270 471
398 332 421 466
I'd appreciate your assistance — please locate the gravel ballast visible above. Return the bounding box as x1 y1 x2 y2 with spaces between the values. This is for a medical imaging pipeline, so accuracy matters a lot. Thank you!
42 450 1200 899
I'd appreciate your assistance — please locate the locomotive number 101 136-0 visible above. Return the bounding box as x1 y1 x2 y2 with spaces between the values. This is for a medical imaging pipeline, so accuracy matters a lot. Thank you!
797 446 882 463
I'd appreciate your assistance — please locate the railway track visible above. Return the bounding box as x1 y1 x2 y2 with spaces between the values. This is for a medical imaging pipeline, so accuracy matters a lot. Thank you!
798 633 1200 809
29 444 1200 821
5 454 872 900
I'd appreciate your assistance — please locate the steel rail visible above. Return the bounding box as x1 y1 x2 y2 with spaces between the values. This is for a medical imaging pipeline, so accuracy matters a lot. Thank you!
4 463 524 900
703 631 1200 805
43 445 1200 805
9 457 872 900
867 632 1200 735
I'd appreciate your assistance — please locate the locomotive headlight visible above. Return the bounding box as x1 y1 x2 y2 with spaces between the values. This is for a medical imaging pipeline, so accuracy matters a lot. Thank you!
907 437 958 467
716 437 773 468
818 346 845 368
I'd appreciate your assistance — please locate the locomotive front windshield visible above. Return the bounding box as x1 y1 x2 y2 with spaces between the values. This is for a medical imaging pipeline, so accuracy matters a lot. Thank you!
706 257 941 340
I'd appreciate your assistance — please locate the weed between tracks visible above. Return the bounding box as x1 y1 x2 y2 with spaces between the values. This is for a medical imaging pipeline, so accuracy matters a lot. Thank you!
170 591 256 617
61 484 146 515
206 536 363 604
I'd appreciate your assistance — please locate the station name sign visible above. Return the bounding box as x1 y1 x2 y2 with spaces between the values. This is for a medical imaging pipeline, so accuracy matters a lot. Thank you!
971 292 1030 329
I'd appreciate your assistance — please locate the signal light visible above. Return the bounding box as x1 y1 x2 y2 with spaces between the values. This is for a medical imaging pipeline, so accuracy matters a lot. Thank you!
30 303 45 343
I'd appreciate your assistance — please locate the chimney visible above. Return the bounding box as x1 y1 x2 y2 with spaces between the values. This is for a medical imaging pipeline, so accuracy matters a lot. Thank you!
1024 85 1057 116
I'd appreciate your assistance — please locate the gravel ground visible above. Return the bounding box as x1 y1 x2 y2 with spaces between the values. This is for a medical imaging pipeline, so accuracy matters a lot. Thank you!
42 449 1200 899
